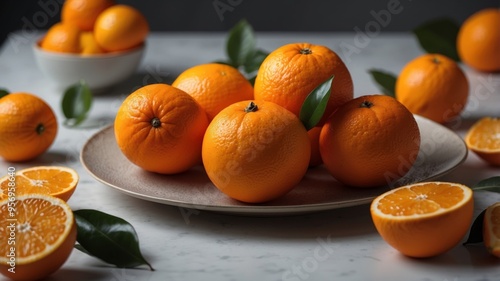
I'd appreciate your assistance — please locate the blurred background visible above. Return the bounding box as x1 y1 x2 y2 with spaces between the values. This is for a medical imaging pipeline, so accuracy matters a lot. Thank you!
1 0 498 46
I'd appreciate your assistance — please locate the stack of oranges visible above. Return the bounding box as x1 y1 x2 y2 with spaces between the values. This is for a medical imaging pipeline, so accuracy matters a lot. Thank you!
40 0 149 55
114 42 421 204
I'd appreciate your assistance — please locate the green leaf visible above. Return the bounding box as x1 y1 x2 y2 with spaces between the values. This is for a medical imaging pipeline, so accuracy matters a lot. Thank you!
243 49 268 74
74 209 154 271
62 80 93 127
299 76 334 130
226 19 256 67
413 18 460 61
463 209 486 245
473 176 500 193
368 69 397 98
0 88 9 99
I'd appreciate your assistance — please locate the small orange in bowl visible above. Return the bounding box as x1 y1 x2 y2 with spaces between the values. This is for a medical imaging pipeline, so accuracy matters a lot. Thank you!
371 181 474 258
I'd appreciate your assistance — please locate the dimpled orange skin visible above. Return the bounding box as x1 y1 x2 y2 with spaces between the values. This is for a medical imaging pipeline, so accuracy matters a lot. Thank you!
320 95 420 188
254 42 353 126
94 4 149 52
114 84 209 174
395 54 469 124
457 8 500 72
0 93 58 162
61 0 115 31
40 23 82 53
202 100 311 203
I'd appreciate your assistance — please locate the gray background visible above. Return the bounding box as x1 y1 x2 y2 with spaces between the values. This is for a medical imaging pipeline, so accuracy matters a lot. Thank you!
0 0 499 45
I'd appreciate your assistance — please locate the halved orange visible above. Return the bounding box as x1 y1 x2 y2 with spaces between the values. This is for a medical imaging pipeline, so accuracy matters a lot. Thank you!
483 202 500 257
0 194 77 281
0 166 79 202
465 117 500 166
371 182 474 258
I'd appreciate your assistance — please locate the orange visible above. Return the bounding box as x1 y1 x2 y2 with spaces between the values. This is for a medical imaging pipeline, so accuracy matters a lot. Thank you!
114 83 209 174
320 95 420 188
202 101 311 203
464 117 500 166
61 0 115 31
94 4 149 52
483 202 500 257
371 182 474 258
395 53 469 124
307 127 323 167
254 42 353 125
457 8 500 72
80 31 105 55
0 93 58 162
0 194 77 281
40 22 82 53
0 166 79 202
172 63 254 121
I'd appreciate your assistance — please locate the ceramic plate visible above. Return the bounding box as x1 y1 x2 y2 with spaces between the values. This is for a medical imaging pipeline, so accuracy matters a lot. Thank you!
80 116 467 216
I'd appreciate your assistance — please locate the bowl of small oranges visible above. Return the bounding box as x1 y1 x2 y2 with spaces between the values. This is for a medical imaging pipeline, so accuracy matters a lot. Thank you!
33 0 149 91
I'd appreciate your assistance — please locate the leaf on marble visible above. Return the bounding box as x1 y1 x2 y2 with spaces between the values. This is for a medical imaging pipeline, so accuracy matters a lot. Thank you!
463 209 485 245
62 80 93 127
368 69 397 98
0 88 9 99
413 18 460 62
299 75 334 131
473 176 500 193
227 19 256 67
74 209 154 271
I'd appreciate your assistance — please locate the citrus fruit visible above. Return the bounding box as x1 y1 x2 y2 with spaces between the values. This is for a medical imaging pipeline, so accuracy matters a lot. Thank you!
320 95 420 188
172 63 254 121
483 202 500 257
94 4 149 52
202 101 311 203
0 166 79 202
464 117 500 166
40 22 82 53
80 31 105 55
254 42 353 125
114 83 209 174
0 93 58 162
61 0 115 31
307 127 323 167
457 8 500 72
395 53 469 124
371 182 474 258
0 194 77 281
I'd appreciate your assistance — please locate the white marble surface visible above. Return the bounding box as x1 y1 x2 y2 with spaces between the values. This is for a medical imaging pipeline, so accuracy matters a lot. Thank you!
1 31 500 281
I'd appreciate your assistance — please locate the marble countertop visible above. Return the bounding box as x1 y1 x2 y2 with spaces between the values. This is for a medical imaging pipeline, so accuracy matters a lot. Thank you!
1 31 500 281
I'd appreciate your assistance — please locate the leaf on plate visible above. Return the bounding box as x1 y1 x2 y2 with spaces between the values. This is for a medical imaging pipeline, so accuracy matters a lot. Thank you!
472 177 500 193
463 209 486 245
74 209 154 271
0 88 9 99
226 19 256 67
62 80 93 127
299 75 334 131
368 69 397 98
412 18 460 61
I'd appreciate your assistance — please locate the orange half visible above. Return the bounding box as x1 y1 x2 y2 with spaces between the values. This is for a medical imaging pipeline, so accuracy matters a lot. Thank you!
483 202 500 257
465 117 500 166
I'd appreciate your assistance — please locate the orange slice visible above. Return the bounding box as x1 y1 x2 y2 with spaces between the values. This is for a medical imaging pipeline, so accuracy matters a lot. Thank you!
370 182 474 258
465 117 500 166
0 166 79 202
0 194 77 280
483 202 500 257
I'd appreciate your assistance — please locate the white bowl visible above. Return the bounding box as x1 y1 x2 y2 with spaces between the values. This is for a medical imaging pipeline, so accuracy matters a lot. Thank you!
33 41 145 91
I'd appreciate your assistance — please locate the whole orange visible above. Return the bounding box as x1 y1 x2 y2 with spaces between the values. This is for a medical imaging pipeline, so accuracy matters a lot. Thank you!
0 93 58 162
202 101 311 203
94 4 149 52
395 53 469 124
80 31 105 55
457 8 500 72
254 42 353 125
114 84 209 174
172 63 254 120
320 95 420 188
40 22 82 53
61 0 115 31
